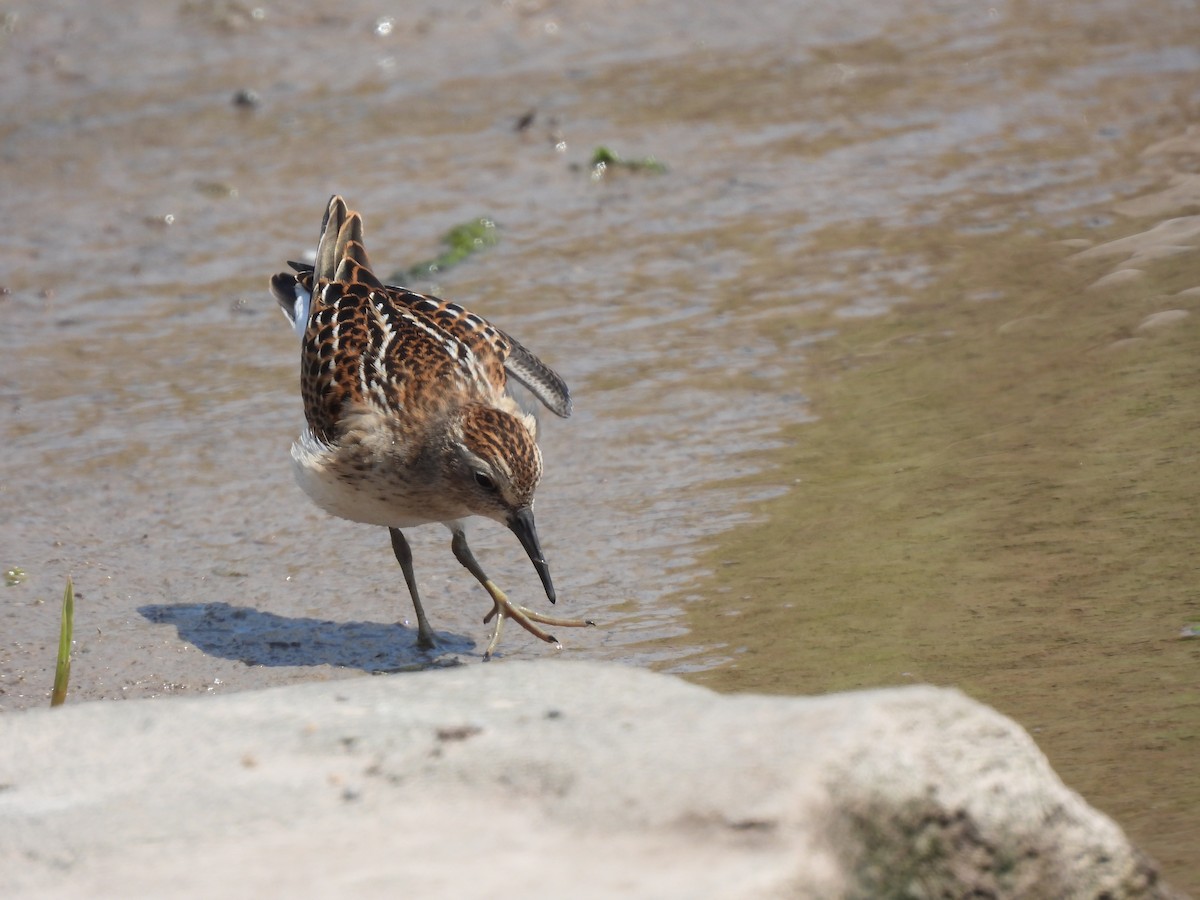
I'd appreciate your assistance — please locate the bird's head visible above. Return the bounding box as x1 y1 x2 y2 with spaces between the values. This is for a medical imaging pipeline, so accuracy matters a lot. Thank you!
447 404 556 602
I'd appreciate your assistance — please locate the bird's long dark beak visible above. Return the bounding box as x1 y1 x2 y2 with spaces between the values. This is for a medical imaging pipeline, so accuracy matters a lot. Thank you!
507 507 556 603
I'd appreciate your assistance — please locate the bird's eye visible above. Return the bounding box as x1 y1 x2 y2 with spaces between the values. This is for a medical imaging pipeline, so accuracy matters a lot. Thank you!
473 471 497 492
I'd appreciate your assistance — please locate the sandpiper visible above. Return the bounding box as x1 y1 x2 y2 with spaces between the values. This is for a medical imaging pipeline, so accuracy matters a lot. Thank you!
271 196 591 658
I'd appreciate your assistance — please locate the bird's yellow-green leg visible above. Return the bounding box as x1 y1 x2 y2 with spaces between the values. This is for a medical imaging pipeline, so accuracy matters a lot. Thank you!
390 527 436 650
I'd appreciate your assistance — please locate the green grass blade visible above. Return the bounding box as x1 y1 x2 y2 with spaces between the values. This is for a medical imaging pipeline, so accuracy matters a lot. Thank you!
50 576 73 707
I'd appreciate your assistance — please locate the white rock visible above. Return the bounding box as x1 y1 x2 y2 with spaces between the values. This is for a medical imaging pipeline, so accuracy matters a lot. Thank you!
0 662 1179 898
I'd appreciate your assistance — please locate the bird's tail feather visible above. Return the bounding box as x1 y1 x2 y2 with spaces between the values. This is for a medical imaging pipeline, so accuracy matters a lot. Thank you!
315 195 382 290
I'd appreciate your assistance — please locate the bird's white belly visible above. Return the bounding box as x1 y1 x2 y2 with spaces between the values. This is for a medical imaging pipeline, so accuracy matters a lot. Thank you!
290 437 451 529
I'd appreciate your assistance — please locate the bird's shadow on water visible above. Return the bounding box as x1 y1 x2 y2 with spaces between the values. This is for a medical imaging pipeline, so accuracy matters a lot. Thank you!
138 602 476 672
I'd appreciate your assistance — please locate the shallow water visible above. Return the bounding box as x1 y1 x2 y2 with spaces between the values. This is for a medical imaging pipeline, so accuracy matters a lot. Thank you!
2 0 1199 890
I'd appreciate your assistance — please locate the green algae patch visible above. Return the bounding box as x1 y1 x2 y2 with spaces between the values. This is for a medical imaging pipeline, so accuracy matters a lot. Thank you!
588 146 668 177
672 225 1200 884
393 217 498 283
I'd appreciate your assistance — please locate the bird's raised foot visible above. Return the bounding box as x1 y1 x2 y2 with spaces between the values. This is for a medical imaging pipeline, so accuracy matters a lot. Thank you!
479 583 595 659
